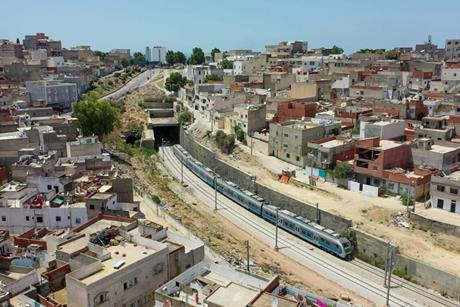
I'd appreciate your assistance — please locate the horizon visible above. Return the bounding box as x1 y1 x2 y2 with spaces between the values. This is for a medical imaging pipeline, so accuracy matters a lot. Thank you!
2 0 460 54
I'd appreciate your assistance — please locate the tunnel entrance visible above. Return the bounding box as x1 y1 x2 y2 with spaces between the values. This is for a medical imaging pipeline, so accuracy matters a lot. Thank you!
152 125 180 149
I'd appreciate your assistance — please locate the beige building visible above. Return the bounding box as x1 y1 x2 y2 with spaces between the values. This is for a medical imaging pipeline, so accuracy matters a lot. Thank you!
231 104 267 137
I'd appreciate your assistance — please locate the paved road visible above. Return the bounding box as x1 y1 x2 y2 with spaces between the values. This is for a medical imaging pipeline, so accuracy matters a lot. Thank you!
102 68 160 101
161 146 459 307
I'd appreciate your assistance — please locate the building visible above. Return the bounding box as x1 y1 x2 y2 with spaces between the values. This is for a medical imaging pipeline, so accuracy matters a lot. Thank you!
231 104 266 137
441 62 460 94
414 116 455 141
411 138 459 174
22 33 62 54
353 138 431 199
272 100 317 123
108 49 131 59
360 120 405 140
430 172 460 214
62 215 204 307
269 120 326 167
0 40 23 59
307 135 356 169
0 181 88 233
155 260 339 307
445 39 460 60
145 46 167 64
25 80 78 111
350 85 388 99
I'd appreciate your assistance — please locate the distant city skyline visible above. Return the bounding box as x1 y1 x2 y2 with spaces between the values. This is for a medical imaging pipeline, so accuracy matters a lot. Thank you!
2 0 460 54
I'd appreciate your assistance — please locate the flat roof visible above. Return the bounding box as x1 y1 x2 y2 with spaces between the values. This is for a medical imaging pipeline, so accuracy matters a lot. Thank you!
319 139 347 148
378 140 403 150
430 144 458 154
78 242 158 286
205 282 258 307
251 292 298 307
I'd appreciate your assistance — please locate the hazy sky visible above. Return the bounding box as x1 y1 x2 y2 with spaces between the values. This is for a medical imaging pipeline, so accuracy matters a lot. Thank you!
2 0 460 54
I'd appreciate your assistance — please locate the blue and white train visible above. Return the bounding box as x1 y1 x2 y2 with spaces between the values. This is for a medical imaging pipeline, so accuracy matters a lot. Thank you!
173 145 353 259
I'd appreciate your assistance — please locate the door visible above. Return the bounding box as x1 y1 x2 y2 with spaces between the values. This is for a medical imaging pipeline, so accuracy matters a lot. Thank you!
451 202 456 213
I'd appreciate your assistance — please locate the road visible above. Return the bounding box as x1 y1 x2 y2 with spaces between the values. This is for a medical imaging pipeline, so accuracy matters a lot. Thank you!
161 146 459 307
102 68 160 101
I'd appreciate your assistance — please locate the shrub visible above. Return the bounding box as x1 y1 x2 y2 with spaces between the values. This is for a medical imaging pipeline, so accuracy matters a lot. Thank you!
215 130 235 154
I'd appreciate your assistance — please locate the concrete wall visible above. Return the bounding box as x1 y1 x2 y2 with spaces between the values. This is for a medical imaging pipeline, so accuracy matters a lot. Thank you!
355 229 460 298
181 128 351 232
410 212 460 237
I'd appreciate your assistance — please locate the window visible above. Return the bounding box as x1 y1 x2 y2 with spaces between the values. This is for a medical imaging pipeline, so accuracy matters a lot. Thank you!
284 133 289 137
56 216 61 222
388 183 395 190
124 277 138 290
296 156 300 162
76 218 81 224
283 144 288 148
372 165 378 171
36 216 43 223
26 216 30 221
437 199 444 209
450 188 458 195
47 185 52 190
94 292 108 305
286 153 290 158
437 185 445 192
1 216 5 222
89 204 95 210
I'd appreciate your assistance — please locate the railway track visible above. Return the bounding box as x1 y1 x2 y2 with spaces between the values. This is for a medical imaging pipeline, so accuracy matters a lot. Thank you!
162 146 425 307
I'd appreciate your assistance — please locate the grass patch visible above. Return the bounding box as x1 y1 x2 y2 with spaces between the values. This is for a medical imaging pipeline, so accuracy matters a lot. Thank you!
393 266 412 281
354 251 385 269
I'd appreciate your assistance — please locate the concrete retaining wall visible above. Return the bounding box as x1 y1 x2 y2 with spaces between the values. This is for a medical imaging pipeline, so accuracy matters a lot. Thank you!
181 129 351 232
410 212 460 238
355 229 460 298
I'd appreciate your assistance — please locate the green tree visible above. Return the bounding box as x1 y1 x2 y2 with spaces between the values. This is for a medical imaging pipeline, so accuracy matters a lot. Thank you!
166 50 176 65
132 52 145 62
330 45 344 54
215 130 235 154
189 47 205 65
120 58 130 68
332 162 353 179
204 74 223 83
174 51 186 64
93 50 108 60
400 192 414 207
385 49 398 60
127 122 143 143
165 72 187 92
220 58 233 69
73 96 118 139
234 125 245 142
178 111 192 123
211 48 221 61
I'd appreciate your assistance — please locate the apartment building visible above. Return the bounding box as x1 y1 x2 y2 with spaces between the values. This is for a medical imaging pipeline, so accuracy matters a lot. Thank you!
145 46 167 64
307 135 356 169
269 120 326 167
360 120 405 140
411 138 459 174
414 116 455 141
430 172 460 214
445 39 460 60
26 80 78 111
231 104 267 137
353 138 431 199
272 100 317 123
0 40 23 59
441 62 460 94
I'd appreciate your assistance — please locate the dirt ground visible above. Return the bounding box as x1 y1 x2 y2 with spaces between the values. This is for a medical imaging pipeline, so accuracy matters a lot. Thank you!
189 131 460 277
108 80 373 306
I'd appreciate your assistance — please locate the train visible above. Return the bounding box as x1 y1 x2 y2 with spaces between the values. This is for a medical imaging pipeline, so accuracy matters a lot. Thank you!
173 145 353 259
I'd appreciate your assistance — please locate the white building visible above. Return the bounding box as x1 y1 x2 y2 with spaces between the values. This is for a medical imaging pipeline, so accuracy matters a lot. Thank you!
360 120 405 140
46 56 65 68
441 63 460 94
146 46 167 64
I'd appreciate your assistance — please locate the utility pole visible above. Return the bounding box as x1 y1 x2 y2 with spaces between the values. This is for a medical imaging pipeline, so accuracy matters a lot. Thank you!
180 157 184 184
275 207 279 250
316 203 320 224
383 241 391 287
214 175 218 211
246 240 250 273
386 244 394 306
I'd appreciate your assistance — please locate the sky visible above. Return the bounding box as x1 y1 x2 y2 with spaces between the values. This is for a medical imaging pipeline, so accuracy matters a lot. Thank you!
2 0 460 54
